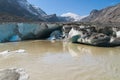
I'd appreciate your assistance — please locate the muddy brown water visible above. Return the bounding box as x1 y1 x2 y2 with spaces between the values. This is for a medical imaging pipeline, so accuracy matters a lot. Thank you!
0 40 120 80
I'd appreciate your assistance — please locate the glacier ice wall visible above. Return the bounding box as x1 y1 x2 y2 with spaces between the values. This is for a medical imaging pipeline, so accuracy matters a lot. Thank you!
0 23 61 42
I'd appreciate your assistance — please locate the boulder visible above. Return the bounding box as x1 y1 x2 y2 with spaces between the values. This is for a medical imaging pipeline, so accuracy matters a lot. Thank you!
0 69 19 80
110 37 120 46
88 33 110 46
0 68 29 80
68 26 111 46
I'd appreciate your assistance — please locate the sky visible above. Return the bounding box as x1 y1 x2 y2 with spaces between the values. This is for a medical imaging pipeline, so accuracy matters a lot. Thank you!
28 0 120 16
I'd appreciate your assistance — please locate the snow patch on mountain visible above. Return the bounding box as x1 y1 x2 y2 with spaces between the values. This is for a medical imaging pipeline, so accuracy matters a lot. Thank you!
17 0 37 15
61 12 87 21
32 6 47 16
17 0 47 16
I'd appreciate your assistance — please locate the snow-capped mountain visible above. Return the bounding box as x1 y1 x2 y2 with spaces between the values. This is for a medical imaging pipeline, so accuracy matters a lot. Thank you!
60 12 86 22
0 0 86 22
0 0 58 22
17 0 47 17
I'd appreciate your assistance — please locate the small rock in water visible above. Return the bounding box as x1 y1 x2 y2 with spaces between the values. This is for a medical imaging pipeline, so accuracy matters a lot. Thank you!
0 68 29 80
0 49 26 57
15 68 29 80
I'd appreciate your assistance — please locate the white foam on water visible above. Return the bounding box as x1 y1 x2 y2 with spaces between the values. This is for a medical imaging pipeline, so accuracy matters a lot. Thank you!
14 49 26 53
0 50 10 55
0 49 27 57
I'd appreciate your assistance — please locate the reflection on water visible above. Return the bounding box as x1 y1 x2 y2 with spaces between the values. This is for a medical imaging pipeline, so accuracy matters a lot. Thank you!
65 42 120 56
0 40 120 80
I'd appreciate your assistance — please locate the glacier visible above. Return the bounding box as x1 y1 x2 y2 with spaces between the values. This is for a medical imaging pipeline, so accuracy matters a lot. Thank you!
0 23 62 42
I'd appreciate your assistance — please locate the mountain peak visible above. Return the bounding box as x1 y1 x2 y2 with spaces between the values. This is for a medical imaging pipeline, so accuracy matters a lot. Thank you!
61 12 80 17
61 12 86 22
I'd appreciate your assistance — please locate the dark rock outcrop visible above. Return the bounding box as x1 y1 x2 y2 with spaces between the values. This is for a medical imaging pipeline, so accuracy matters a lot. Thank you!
44 14 60 22
62 23 120 47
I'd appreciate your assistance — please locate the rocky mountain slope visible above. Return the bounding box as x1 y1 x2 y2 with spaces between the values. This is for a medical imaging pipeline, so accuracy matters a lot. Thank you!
81 3 120 23
0 0 59 22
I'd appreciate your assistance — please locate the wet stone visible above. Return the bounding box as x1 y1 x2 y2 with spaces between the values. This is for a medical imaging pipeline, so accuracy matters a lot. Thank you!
0 69 20 80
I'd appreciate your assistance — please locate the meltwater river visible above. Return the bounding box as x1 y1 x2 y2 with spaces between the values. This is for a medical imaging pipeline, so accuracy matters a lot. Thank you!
0 40 120 80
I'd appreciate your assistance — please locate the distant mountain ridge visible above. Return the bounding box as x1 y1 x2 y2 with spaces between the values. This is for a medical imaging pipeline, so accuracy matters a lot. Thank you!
81 3 120 23
1 0 120 22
